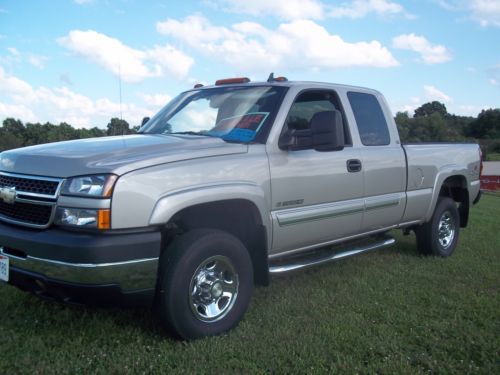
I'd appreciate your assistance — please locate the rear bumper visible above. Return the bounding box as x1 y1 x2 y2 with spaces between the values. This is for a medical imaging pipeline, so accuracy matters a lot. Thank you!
0 221 161 305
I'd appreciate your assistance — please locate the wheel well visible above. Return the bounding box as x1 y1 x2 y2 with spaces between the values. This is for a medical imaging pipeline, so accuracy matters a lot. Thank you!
439 175 469 227
162 199 269 286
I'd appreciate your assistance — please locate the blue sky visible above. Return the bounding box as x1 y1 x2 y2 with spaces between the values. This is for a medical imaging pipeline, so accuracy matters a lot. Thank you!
0 0 499 128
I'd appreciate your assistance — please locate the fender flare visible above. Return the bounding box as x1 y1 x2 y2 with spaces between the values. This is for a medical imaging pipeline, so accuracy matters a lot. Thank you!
424 165 468 222
149 181 271 249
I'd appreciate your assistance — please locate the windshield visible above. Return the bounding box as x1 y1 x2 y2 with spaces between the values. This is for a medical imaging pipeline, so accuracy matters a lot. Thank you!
139 85 287 143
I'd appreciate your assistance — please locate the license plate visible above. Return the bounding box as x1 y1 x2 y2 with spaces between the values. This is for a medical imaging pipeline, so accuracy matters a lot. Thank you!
0 254 9 282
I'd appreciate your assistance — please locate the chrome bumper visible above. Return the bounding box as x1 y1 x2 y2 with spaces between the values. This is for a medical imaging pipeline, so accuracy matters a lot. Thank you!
1 247 158 292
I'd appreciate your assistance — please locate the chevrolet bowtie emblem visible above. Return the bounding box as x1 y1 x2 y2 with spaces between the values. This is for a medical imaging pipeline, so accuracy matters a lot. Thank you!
0 186 16 204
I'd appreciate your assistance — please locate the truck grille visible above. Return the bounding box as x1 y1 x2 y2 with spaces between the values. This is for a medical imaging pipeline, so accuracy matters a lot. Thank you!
0 174 59 196
0 200 53 226
0 172 62 228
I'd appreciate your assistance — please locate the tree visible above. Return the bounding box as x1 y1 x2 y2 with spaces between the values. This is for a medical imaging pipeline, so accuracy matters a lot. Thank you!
0 118 25 150
106 118 131 136
394 111 411 142
414 101 448 118
466 109 500 139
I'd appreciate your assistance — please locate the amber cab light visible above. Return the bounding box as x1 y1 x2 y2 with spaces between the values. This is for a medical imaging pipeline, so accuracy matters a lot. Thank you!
215 77 250 85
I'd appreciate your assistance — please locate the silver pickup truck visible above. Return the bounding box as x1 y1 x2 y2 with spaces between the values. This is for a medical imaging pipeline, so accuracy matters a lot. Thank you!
0 77 482 339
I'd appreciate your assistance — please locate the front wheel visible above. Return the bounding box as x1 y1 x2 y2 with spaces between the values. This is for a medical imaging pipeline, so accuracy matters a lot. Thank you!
155 229 253 340
415 197 460 257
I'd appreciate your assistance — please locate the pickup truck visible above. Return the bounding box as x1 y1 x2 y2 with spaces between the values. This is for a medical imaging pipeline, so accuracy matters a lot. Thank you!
0 76 482 339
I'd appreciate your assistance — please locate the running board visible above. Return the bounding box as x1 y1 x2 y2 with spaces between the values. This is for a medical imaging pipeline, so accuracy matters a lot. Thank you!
269 237 396 274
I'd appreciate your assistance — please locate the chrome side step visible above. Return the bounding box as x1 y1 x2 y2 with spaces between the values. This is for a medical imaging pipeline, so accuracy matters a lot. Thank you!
269 237 396 274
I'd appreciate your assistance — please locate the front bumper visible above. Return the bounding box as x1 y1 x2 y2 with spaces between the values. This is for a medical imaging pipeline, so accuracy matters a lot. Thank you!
0 221 161 306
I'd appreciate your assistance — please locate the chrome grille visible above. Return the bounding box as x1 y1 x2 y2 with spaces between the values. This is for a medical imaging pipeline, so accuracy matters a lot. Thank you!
0 172 62 228
0 173 59 197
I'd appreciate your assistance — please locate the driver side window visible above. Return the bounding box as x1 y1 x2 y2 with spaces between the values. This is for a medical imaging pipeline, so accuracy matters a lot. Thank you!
284 91 351 145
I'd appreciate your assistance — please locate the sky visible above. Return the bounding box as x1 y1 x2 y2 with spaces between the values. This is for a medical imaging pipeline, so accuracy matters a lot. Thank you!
0 0 499 129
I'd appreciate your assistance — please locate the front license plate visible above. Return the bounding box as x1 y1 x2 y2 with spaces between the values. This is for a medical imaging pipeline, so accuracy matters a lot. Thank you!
0 254 9 282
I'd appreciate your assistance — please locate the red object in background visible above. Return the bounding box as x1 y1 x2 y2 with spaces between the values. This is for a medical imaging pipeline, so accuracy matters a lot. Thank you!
480 176 500 191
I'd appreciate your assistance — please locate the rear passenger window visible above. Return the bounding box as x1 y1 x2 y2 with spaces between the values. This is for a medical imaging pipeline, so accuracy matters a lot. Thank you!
348 92 390 146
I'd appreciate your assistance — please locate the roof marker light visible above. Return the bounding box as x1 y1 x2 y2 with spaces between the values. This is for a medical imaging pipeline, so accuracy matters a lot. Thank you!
215 77 250 85
267 72 288 82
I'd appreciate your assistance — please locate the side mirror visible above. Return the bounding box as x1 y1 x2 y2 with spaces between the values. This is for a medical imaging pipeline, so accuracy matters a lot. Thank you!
278 128 313 150
141 117 150 126
279 110 345 152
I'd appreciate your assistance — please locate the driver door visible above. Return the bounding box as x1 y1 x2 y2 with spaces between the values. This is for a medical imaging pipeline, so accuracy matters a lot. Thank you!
267 89 364 255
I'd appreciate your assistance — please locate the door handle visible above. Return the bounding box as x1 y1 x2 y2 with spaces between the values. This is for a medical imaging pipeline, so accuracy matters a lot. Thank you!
347 159 362 172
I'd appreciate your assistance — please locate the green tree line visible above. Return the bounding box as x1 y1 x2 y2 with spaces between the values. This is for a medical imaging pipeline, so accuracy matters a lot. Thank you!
0 102 499 155
0 117 136 152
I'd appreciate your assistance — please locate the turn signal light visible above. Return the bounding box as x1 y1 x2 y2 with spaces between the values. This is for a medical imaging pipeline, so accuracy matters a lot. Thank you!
98 209 111 230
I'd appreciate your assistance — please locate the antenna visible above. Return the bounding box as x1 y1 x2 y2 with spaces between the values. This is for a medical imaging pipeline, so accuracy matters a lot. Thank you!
118 64 123 122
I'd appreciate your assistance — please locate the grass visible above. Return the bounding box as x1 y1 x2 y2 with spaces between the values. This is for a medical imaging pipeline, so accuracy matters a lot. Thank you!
1 196 499 374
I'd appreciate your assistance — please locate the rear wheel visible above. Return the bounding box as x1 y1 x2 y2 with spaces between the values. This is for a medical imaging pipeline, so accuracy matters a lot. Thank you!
415 197 460 257
155 229 253 339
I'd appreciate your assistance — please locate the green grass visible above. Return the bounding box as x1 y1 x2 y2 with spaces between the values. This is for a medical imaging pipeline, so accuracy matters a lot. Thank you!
1 196 499 374
485 152 500 161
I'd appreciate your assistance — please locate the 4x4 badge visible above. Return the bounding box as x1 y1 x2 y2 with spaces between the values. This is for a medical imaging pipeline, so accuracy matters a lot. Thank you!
0 186 16 204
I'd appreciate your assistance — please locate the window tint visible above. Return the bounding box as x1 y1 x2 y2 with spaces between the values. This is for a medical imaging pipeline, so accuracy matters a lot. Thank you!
347 92 390 146
285 91 351 144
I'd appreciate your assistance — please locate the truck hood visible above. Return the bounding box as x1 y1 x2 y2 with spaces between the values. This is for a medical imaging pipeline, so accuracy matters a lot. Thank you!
0 134 248 177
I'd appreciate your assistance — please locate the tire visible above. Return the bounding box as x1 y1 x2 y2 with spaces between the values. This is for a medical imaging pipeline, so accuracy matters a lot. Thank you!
415 197 460 257
155 229 253 340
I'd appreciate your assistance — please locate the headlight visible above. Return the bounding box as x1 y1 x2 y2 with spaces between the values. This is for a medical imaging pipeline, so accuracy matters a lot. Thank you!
54 207 111 230
61 174 117 198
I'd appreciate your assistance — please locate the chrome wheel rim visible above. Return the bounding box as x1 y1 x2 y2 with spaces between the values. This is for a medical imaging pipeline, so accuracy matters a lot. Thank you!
189 255 239 322
438 211 455 249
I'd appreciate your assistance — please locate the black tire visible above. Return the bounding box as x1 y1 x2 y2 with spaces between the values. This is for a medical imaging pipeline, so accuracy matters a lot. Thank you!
155 229 253 340
415 197 460 257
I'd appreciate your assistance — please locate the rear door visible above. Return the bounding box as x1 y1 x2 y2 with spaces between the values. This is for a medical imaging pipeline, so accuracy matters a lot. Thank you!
346 91 406 232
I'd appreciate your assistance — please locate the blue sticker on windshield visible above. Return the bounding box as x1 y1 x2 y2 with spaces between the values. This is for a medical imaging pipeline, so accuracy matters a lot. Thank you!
217 112 269 142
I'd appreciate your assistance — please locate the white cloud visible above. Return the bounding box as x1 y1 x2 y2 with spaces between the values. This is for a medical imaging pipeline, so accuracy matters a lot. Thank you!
470 0 500 26
74 0 94 4
157 15 399 73
424 85 453 103
57 30 193 82
0 67 152 128
28 55 48 69
211 0 412 20
215 0 324 20
488 64 500 87
330 0 411 19
392 33 452 64
0 66 36 102
437 0 500 27
7 47 19 56
455 104 491 116
140 93 172 108
0 102 36 121
392 86 492 117
146 45 194 80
